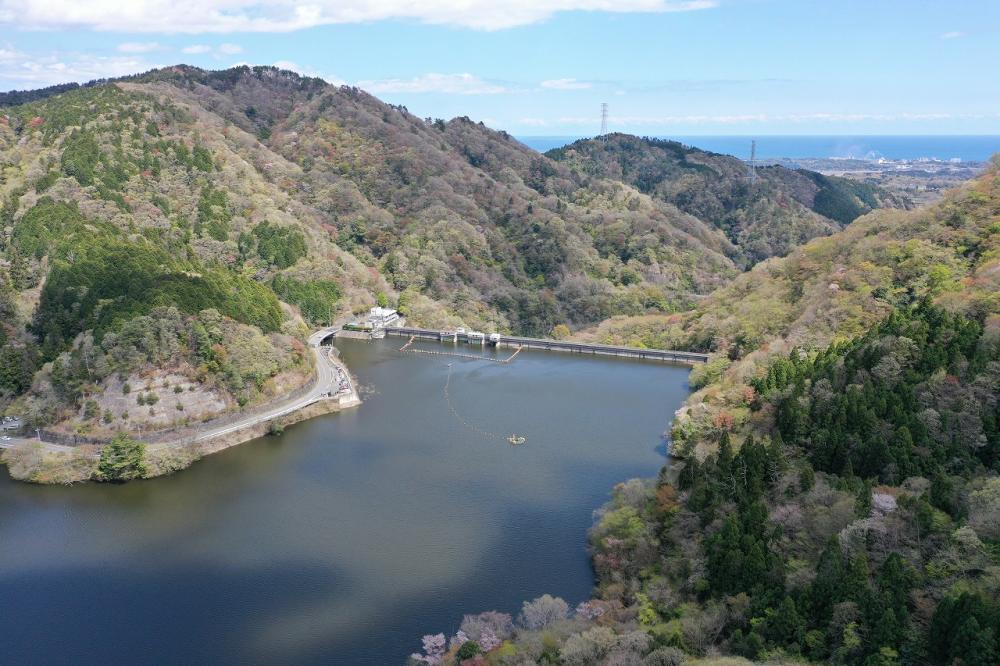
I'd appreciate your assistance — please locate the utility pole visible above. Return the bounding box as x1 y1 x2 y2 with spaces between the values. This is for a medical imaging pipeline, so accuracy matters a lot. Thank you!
600 102 608 138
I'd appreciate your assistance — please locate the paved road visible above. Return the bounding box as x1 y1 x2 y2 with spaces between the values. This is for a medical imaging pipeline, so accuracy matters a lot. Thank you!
175 324 357 446
1 324 358 455
0 435 72 454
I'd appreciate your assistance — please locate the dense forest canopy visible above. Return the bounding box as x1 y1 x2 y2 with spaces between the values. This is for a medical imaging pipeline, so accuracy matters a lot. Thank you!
0 66 771 342
408 161 1000 664
548 134 908 264
0 66 995 664
8 63 872 437
761 304 999 481
0 72 348 436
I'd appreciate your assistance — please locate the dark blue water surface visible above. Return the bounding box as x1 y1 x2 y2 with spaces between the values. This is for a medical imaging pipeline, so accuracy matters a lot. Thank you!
519 134 1000 162
0 339 691 664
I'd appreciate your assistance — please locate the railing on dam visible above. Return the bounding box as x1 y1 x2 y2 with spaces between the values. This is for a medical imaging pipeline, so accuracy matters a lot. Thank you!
383 327 709 364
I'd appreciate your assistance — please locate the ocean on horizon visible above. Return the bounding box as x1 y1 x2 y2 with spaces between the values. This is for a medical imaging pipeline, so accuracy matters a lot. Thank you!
517 135 1000 163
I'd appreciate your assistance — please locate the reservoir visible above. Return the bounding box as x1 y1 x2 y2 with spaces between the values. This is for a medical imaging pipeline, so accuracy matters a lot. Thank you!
0 338 691 664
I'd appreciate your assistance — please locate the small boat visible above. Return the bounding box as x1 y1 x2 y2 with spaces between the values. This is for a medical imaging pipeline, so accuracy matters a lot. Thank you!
507 434 526 445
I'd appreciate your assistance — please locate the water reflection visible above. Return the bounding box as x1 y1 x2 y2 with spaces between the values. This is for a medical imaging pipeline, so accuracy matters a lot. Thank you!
0 339 690 664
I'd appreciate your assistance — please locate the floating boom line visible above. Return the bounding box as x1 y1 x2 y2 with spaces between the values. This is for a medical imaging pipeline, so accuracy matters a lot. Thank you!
442 363 527 445
398 337 523 364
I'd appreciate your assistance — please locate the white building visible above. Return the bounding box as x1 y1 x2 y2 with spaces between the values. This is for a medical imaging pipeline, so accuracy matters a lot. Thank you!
367 307 400 328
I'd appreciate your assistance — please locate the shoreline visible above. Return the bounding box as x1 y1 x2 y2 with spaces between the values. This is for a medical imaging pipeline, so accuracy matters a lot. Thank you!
2 328 692 485
1 334 362 485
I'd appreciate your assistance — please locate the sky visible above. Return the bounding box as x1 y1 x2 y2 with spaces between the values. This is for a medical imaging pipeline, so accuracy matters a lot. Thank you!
0 0 998 136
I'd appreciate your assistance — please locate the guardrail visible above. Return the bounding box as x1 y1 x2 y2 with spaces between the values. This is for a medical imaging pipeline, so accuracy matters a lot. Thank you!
141 372 319 445
383 327 709 364
36 429 108 447
32 367 320 448
21 330 354 451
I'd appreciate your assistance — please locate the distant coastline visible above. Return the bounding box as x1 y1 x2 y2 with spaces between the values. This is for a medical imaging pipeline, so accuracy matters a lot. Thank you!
517 134 1000 162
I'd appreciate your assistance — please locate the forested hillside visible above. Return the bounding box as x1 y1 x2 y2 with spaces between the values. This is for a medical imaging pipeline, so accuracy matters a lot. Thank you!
123 66 744 334
0 73 367 441
0 65 902 465
1 63 994 662
411 161 999 664
549 135 908 263
2 64 813 440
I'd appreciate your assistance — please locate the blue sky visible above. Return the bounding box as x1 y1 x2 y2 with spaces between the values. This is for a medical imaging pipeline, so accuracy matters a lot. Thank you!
1 0 998 135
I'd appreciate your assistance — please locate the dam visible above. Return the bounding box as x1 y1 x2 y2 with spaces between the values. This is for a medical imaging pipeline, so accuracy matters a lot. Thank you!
381 326 710 365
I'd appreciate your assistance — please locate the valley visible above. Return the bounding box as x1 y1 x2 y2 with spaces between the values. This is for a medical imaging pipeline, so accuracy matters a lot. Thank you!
0 66 905 469
0 62 997 666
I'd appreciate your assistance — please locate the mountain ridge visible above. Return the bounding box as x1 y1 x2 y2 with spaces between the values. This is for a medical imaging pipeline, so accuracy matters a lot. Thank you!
0 65 739 457
548 133 910 263
409 147 1000 666
0 64 902 473
2 64 998 664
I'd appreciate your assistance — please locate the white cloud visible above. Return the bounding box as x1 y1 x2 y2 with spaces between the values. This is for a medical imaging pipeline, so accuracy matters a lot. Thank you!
540 78 591 90
179 43 243 59
0 0 716 33
0 45 21 62
940 31 965 39
117 41 161 53
272 59 304 73
0 51 158 88
272 59 345 85
357 73 509 95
